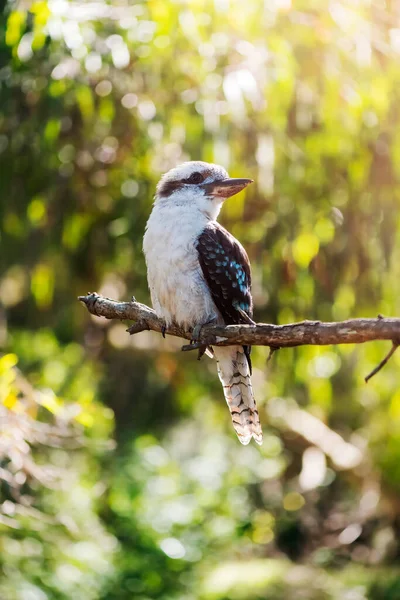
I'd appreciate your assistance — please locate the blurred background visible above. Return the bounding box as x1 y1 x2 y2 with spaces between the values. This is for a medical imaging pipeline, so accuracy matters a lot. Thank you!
1 0 400 598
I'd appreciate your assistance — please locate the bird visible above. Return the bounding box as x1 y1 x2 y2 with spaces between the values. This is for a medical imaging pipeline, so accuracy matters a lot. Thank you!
143 161 263 445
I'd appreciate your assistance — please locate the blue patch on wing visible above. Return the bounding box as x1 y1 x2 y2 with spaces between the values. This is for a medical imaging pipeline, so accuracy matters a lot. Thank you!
233 299 250 312
196 222 253 326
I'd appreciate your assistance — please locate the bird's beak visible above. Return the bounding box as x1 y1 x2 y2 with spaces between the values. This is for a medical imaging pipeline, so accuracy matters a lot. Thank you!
202 178 254 199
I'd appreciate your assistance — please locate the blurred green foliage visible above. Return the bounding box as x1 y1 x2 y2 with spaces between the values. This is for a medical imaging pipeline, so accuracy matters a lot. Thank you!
1 0 400 598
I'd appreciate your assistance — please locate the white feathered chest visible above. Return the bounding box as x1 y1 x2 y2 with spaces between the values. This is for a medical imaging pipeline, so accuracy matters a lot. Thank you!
143 202 219 328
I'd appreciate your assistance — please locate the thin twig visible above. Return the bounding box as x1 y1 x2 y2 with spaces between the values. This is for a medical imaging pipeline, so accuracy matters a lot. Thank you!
365 342 399 383
181 338 215 352
126 322 150 335
267 346 280 362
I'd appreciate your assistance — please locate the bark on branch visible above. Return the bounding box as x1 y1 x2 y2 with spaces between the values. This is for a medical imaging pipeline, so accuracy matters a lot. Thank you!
79 293 400 380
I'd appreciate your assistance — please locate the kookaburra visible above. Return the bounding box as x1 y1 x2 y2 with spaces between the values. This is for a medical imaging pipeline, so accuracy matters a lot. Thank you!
143 161 263 445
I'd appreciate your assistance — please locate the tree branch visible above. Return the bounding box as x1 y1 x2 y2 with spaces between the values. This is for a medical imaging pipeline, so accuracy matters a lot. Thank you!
79 292 400 379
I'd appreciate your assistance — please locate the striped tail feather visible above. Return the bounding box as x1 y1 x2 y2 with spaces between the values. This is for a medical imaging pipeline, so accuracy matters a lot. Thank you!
213 346 263 445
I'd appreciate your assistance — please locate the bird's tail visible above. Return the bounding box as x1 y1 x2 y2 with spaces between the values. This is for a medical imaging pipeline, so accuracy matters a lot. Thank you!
213 346 263 445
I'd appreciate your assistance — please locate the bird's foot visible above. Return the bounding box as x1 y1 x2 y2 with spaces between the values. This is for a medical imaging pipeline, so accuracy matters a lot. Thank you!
191 318 217 361
161 323 167 338
190 316 218 344
191 324 202 344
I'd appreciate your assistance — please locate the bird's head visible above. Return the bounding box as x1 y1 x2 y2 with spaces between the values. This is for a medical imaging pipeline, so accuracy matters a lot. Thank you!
154 161 253 219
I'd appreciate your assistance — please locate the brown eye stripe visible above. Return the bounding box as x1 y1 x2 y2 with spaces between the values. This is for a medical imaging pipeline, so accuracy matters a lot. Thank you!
156 179 184 197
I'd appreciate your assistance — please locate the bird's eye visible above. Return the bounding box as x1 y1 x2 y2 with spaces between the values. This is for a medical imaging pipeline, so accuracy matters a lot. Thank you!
186 172 204 184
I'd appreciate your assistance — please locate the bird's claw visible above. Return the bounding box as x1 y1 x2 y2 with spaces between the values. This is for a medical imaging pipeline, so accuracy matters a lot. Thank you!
191 318 218 359
191 317 217 345
197 346 208 361
191 323 203 344
161 324 167 338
